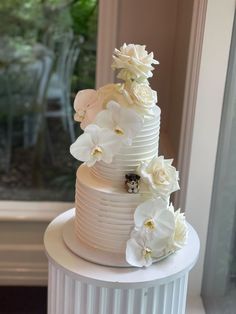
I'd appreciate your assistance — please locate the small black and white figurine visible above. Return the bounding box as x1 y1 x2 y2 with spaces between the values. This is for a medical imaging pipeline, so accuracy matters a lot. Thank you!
125 173 141 193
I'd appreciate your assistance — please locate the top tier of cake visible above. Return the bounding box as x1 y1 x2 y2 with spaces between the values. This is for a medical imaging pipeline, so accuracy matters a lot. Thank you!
90 105 160 185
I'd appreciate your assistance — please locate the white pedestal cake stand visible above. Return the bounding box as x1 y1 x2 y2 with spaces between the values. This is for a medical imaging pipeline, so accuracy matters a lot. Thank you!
44 209 200 314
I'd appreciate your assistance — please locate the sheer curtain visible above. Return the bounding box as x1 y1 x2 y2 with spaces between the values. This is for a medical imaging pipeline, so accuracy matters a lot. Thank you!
202 10 236 314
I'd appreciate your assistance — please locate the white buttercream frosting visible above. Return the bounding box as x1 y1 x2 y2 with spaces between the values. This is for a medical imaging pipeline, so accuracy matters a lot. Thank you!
75 105 160 254
75 165 150 253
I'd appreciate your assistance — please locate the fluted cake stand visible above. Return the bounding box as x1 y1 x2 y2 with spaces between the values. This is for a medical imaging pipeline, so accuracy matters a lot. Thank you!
44 209 200 314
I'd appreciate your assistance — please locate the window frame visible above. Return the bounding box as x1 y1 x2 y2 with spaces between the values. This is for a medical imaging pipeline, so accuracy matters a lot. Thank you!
184 0 235 298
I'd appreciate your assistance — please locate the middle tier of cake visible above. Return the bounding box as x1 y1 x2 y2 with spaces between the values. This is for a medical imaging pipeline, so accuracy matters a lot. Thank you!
75 165 150 254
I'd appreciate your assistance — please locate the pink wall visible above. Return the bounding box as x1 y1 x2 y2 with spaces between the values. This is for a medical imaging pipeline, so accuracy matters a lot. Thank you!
116 0 194 160
116 0 179 131
169 0 194 157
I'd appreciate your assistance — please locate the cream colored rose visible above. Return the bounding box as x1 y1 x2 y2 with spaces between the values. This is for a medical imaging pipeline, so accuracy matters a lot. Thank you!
125 81 157 115
97 83 130 108
97 81 157 117
112 43 159 82
168 206 188 251
131 82 157 105
113 82 157 116
137 156 180 199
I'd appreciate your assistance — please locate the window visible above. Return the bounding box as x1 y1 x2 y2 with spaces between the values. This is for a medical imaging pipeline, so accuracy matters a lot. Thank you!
0 0 98 202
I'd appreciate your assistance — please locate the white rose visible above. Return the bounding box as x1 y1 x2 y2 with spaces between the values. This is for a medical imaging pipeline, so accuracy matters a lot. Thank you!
137 156 180 199
115 82 157 116
131 82 157 105
97 83 130 108
112 43 159 82
125 81 157 115
168 206 188 251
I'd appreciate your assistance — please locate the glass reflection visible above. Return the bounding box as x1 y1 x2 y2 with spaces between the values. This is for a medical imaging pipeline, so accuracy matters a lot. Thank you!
0 0 98 201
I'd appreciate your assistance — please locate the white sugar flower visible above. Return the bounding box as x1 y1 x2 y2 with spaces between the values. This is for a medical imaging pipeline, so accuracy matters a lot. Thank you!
97 83 157 116
134 198 175 240
95 101 143 145
112 43 159 82
130 81 157 105
168 205 188 251
137 156 180 199
97 84 129 108
74 89 103 129
124 81 157 115
126 230 169 267
70 124 121 167
126 198 175 267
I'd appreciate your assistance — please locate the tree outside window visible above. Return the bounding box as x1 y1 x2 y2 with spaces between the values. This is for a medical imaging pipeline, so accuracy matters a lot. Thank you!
0 0 98 201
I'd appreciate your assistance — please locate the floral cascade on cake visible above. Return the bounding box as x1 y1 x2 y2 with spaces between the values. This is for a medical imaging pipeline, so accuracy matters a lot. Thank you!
70 43 188 267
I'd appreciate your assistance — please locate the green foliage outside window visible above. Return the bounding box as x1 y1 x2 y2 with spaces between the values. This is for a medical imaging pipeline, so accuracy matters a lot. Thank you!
0 0 98 90
0 0 98 200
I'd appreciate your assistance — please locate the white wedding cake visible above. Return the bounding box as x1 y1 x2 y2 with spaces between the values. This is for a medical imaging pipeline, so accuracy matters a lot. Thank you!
70 44 187 267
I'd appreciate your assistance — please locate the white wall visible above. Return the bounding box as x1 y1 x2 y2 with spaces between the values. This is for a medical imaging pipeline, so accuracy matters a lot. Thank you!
185 0 235 296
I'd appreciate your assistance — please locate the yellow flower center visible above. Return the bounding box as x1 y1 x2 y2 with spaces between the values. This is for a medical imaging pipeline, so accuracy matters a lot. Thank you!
144 218 156 230
114 126 125 135
77 109 86 121
142 247 152 259
91 146 103 157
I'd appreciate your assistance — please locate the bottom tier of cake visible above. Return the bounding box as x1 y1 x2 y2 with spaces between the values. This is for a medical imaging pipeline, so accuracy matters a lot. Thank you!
75 164 148 255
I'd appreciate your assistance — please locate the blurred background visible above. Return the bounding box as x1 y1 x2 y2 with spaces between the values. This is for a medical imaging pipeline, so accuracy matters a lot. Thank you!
0 0 97 202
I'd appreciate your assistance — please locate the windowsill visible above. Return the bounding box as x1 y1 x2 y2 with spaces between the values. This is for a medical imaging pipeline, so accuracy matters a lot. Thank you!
186 296 205 314
0 201 74 222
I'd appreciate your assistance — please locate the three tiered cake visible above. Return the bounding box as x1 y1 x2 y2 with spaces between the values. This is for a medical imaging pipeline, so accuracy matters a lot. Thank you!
69 43 187 267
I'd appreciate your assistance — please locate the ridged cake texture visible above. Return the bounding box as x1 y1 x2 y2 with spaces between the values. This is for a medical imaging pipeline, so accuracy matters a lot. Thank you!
75 165 143 253
75 108 160 253
90 106 160 185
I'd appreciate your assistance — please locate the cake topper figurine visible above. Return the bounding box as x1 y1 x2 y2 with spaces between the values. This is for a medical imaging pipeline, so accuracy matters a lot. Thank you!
125 173 141 193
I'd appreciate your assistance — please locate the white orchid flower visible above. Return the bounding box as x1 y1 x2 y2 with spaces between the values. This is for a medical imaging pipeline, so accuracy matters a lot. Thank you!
126 198 176 267
70 124 122 167
134 198 175 240
126 230 168 267
137 156 180 199
73 89 103 129
168 205 188 251
95 101 143 145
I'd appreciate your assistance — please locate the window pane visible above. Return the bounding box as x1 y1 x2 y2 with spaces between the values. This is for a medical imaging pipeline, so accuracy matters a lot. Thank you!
0 0 98 201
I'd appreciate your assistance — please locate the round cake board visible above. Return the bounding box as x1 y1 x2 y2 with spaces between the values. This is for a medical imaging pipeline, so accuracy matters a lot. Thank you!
62 215 172 268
